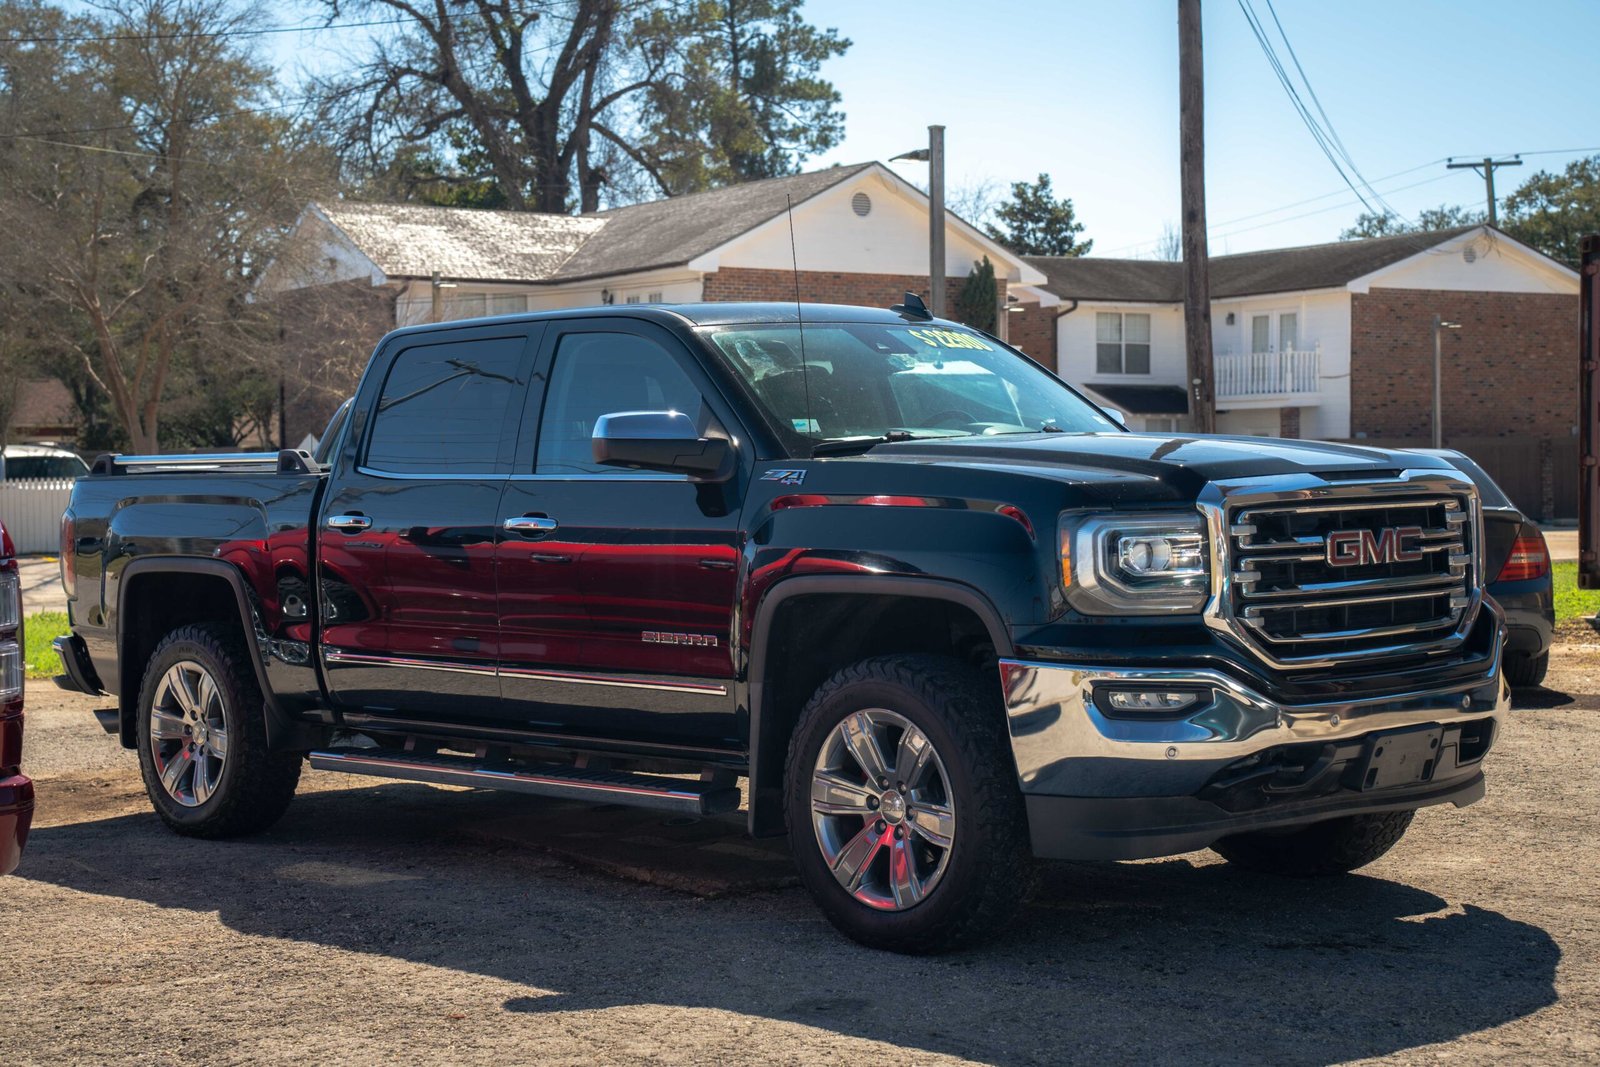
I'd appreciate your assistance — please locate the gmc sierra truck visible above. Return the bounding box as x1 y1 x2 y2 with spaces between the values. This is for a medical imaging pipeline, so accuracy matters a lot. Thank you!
54 299 1508 951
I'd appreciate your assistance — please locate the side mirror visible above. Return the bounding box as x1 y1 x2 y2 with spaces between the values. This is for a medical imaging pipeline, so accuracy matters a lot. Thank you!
592 411 734 482
1104 408 1129 428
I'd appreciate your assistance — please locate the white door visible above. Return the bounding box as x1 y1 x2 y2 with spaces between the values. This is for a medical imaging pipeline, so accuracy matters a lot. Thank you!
1250 314 1271 353
1278 312 1299 353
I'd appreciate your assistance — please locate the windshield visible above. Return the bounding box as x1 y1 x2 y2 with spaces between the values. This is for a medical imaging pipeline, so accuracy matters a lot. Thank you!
704 322 1117 450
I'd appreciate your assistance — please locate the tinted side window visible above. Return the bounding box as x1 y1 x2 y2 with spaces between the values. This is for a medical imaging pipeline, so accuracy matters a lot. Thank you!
536 332 703 476
365 336 526 474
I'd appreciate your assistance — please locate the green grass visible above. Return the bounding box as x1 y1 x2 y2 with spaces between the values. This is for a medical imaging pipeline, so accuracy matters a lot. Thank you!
22 611 69 680
1553 562 1600 623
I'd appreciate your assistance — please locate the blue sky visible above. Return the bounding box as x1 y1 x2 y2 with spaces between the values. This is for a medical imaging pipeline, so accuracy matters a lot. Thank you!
803 0 1598 255
255 0 1597 256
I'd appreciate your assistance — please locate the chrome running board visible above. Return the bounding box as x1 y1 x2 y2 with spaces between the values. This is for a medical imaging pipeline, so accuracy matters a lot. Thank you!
308 748 740 816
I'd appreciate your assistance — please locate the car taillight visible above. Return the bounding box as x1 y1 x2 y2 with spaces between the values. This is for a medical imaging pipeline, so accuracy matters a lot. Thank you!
1 548 20 712
1497 530 1550 582
59 509 75 599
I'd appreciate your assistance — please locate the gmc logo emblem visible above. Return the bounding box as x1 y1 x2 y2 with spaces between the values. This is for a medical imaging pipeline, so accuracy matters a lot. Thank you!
1325 526 1425 567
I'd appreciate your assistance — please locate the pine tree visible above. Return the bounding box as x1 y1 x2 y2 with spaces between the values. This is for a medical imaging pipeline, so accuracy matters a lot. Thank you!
956 257 997 332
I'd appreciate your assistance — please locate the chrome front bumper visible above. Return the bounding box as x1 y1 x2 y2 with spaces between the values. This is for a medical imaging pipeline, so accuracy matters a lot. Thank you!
1001 645 1507 799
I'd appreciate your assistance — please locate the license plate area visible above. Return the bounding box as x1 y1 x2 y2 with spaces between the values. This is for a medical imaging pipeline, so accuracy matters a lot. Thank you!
1359 724 1445 790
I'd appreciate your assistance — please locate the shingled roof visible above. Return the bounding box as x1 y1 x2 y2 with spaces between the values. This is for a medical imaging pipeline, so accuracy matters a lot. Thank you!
311 164 874 285
1026 226 1479 303
553 163 874 281
314 201 604 283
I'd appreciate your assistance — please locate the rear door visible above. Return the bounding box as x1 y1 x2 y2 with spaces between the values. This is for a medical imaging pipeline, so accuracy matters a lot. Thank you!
495 318 748 747
317 322 540 720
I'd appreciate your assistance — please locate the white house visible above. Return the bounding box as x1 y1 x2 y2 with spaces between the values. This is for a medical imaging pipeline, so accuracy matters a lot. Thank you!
1014 226 1579 442
263 162 1044 329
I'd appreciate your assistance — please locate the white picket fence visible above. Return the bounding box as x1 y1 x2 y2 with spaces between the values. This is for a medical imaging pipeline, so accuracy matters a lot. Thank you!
0 478 74 555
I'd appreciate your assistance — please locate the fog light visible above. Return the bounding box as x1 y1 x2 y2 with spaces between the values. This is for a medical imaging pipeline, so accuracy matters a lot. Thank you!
1103 689 1200 713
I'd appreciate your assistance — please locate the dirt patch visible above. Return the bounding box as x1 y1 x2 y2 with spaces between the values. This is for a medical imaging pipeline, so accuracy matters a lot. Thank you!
3 656 1598 1065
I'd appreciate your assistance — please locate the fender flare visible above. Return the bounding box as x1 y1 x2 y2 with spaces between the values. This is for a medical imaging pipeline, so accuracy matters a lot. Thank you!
744 574 1014 836
116 557 314 751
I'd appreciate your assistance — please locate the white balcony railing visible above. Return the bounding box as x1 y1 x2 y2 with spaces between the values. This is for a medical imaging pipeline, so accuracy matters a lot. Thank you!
1215 345 1321 400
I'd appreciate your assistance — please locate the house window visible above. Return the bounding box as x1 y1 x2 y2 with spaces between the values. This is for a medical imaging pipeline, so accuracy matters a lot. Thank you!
447 293 486 320
1095 312 1151 374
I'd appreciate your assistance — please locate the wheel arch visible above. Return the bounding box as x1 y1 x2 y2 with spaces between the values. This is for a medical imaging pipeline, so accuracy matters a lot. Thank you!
745 575 1014 836
115 558 303 750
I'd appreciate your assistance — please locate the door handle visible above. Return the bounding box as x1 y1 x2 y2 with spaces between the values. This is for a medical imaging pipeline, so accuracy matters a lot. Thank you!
327 513 371 532
503 514 559 537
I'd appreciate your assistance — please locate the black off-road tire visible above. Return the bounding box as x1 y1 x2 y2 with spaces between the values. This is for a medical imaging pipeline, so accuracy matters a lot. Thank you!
136 623 303 838
1503 651 1549 689
1211 810 1415 877
783 654 1034 953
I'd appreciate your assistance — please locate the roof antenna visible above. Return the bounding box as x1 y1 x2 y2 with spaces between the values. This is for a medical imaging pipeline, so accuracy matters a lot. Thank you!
785 193 817 455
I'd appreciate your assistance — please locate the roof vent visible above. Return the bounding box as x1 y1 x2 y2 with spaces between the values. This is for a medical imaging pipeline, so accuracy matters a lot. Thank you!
851 192 872 217
1462 244 1478 264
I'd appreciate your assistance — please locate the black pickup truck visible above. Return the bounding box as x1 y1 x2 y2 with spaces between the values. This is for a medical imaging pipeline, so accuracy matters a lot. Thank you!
55 300 1508 951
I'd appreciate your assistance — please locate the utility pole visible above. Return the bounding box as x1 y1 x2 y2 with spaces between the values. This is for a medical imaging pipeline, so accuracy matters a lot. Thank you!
891 126 947 318
430 270 457 323
1447 156 1522 227
1580 234 1599 589
929 125 946 318
1178 0 1215 433
1432 314 1461 449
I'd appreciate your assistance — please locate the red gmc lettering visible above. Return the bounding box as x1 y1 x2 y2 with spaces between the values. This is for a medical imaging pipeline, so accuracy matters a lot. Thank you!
1325 525 1424 567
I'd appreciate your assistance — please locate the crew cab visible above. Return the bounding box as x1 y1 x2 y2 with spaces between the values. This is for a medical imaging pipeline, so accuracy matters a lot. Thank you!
1 521 34 874
54 300 1508 950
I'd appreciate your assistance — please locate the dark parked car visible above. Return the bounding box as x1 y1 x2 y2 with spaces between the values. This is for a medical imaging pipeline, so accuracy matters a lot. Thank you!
55 300 1508 951
0 521 34 874
1410 450 1554 688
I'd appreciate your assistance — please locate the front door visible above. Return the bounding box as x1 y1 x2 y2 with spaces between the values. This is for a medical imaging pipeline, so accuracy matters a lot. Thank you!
318 323 540 719
496 320 746 748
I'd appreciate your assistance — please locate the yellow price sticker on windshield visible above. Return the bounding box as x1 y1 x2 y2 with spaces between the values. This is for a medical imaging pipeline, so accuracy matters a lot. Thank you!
906 327 995 351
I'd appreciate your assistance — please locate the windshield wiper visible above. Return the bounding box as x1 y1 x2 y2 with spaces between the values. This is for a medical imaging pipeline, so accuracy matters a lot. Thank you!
810 430 951 457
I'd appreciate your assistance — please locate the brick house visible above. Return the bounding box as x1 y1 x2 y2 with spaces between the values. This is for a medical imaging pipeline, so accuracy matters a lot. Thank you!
263 162 1045 439
1009 226 1579 444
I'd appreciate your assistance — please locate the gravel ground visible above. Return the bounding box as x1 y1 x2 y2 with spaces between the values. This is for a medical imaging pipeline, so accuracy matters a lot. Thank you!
2 648 1597 1067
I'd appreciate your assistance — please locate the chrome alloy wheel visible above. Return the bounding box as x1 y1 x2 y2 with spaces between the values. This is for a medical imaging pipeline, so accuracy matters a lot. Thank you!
148 660 229 807
810 709 956 911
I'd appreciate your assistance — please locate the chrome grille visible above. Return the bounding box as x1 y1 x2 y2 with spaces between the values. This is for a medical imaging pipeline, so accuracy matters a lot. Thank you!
1226 494 1476 665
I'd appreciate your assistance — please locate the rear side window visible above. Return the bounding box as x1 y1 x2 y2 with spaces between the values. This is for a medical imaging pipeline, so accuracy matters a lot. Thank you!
535 332 703 475
365 336 527 474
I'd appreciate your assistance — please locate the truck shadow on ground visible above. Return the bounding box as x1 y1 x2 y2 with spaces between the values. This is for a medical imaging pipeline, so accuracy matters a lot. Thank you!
20 781 1559 1067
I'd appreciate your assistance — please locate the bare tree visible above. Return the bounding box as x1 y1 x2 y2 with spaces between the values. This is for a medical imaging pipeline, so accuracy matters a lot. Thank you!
314 0 849 211
0 0 329 452
1155 221 1182 261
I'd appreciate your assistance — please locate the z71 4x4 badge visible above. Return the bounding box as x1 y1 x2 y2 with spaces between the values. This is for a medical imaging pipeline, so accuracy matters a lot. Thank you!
762 468 807 486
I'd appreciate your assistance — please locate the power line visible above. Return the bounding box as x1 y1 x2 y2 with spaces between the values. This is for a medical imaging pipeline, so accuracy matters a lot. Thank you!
1235 0 1396 222
0 15 414 45
5 134 249 167
1260 0 1389 212
1097 167 1453 257
0 99 309 140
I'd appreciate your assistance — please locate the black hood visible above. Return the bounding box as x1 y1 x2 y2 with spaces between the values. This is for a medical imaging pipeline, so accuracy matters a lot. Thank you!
859 432 1454 496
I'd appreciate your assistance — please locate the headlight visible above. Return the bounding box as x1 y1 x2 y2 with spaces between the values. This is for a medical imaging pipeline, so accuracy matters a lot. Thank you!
1060 511 1211 614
